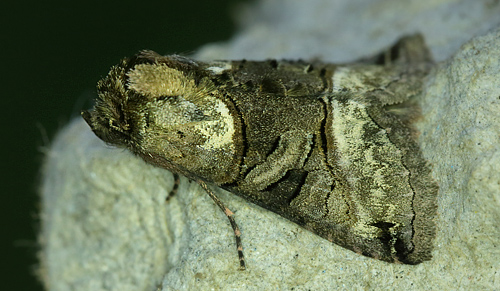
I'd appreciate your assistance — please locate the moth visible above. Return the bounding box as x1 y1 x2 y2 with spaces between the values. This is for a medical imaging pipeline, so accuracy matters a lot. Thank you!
82 34 438 269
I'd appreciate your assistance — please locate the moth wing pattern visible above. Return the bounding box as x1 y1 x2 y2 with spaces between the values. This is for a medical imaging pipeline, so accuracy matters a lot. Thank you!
219 34 437 264
82 34 438 267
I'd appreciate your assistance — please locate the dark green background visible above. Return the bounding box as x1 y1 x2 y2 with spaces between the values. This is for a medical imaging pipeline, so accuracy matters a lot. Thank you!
2 1 239 289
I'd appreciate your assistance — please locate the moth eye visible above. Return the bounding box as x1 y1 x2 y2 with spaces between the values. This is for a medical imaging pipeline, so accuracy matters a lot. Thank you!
176 130 185 138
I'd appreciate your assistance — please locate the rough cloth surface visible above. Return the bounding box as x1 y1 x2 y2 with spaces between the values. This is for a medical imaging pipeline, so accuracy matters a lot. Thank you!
39 0 500 290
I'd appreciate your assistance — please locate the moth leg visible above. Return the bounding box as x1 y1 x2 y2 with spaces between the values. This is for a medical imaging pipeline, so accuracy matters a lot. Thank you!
197 180 246 270
165 173 180 202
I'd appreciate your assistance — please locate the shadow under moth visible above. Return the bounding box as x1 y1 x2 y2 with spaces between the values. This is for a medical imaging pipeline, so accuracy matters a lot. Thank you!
82 34 438 269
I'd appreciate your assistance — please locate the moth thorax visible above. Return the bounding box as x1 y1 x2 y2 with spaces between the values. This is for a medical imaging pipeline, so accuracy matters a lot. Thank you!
141 94 239 184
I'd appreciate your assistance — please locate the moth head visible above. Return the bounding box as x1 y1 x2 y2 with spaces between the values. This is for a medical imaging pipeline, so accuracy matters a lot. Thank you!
83 51 240 183
82 58 134 147
82 51 213 148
